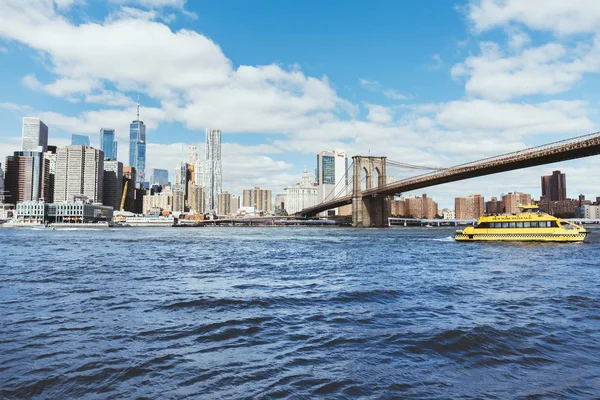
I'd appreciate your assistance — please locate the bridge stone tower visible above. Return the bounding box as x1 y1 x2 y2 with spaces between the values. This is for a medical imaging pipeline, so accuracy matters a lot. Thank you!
352 156 389 228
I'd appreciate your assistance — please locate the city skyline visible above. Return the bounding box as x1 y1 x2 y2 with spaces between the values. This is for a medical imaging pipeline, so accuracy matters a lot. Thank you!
3 2 600 208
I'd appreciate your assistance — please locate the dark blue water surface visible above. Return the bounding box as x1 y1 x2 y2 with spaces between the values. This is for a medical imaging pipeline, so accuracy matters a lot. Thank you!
2 226 600 399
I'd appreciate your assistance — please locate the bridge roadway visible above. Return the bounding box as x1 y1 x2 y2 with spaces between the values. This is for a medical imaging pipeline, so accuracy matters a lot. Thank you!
299 131 600 217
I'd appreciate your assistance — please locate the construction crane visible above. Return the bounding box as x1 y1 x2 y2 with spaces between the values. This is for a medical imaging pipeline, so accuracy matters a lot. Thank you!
120 181 128 211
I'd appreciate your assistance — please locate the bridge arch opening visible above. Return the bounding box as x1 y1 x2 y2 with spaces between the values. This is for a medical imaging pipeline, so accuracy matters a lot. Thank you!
374 166 382 188
361 167 370 192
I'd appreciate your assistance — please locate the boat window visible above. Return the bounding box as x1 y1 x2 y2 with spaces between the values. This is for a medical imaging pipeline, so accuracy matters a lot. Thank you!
509 222 516 228
550 221 558 227
523 222 531 228
516 222 524 228
476 222 489 228
502 222 509 228
531 221 538 228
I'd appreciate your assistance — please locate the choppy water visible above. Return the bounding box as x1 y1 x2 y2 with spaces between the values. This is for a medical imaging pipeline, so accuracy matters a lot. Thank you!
1 226 600 399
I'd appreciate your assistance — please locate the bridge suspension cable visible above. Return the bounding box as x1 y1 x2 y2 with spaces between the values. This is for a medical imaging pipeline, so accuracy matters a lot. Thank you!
320 161 354 204
386 159 447 171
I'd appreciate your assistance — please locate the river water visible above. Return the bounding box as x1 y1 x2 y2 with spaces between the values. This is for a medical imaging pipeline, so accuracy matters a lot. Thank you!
1 226 600 399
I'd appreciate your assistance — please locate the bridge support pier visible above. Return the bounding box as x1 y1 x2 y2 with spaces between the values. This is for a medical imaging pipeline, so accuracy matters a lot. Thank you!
351 156 389 228
352 195 389 228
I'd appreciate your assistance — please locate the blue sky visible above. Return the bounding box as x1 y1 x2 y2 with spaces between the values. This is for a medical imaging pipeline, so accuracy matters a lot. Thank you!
2 0 600 208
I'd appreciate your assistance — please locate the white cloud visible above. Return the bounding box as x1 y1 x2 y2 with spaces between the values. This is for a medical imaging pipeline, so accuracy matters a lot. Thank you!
359 78 380 91
0 102 32 112
469 0 600 35
364 104 393 124
451 38 600 100
383 89 409 100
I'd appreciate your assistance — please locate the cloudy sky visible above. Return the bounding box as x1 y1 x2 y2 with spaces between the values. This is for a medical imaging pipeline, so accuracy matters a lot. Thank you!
1 0 600 208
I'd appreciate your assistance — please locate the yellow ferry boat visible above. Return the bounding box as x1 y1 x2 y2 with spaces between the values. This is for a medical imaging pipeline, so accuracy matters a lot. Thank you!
455 205 587 242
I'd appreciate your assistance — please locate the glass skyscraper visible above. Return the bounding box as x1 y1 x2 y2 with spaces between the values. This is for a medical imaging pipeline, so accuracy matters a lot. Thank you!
71 134 90 146
129 120 146 182
152 168 169 187
100 128 118 160
22 117 48 152
204 128 222 212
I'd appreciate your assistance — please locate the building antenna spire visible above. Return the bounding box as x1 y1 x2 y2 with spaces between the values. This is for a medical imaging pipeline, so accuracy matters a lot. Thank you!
137 95 140 121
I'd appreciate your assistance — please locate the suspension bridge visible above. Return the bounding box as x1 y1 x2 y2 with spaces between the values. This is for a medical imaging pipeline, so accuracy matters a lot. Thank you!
298 131 600 227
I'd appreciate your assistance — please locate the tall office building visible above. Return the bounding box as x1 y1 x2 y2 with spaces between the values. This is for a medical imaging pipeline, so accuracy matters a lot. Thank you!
100 128 118 160
204 129 222 212
502 192 532 214
174 162 188 186
4 151 50 203
455 194 485 220
71 134 90 146
103 160 123 210
129 99 147 182
316 150 348 215
242 187 273 213
188 145 198 165
541 170 567 201
0 163 5 203
22 117 48 152
152 168 169 187
54 146 104 203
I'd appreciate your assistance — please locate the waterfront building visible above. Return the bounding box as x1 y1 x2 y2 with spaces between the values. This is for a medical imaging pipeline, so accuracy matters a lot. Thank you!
190 184 204 214
103 160 123 210
4 151 50 203
54 146 104 203
581 205 600 219
100 128 118 160
44 146 57 203
0 162 4 203
242 187 273 214
406 194 438 219
129 100 147 182
284 169 318 214
232 195 240 214
194 160 203 186
442 209 456 220
122 167 136 212
22 117 48 152
47 196 113 224
541 170 566 201
152 168 169 187
502 192 532 214
485 196 503 214
217 191 238 215
536 198 579 217
172 186 185 213
15 200 46 224
455 194 484 220
390 196 406 217
204 128 222 212
275 194 286 210
143 185 173 213
71 134 90 146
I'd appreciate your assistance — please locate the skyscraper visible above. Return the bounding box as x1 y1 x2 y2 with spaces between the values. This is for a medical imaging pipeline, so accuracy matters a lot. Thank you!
541 170 567 201
71 134 90 146
103 160 123 210
315 150 348 215
22 117 48 152
54 146 104 203
0 163 5 203
151 168 169 187
129 98 146 182
4 151 50 203
204 129 222 212
100 128 118 160
242 187 273 213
